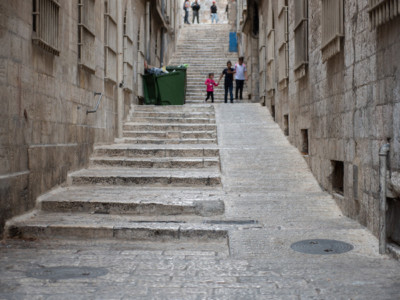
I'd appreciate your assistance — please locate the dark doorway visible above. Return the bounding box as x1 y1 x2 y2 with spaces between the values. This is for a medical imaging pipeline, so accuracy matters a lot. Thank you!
332 160 344 195
301 129 309 155
283 114 289 136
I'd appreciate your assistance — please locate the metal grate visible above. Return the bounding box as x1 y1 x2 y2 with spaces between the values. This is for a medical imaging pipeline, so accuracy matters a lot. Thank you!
368 0 400 28
123 2 134 92
277 0 288 89
78 0 96 72
294 0 308 73
321 0 344 62
32 0 60 55
291 239 354 255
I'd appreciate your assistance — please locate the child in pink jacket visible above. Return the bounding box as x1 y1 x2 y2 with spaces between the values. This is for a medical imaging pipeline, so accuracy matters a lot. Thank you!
205 73 219 103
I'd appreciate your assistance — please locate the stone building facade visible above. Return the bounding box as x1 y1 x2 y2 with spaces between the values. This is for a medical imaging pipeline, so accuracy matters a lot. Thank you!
238 0 400 245
0 0 181 234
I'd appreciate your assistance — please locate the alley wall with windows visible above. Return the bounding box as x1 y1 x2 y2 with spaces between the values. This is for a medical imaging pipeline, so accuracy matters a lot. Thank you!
0 0 182 234
238 0 400 244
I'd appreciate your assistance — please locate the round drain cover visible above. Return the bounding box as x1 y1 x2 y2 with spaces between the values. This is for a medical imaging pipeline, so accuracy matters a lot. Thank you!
291 239 354 255
27 266 108 280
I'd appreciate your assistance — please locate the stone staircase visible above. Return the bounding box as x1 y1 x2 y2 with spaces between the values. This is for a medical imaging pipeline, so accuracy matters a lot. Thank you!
5 105 227 242
169 24 249 103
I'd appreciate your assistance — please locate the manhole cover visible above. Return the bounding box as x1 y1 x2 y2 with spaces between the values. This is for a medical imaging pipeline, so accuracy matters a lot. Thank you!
291 239 354 255
26 266 108 280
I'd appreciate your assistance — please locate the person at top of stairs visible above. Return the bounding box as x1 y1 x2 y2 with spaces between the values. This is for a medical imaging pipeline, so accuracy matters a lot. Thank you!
183 0 191 24
205 73 219 103
191 0 201 24
211 1 218 24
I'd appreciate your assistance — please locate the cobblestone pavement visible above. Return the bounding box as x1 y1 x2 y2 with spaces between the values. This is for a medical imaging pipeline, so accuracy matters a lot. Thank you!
1 104 400 299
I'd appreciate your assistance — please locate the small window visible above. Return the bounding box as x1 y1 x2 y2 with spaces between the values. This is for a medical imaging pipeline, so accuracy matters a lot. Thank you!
283 114 289 136
104 0 118 83
332 160 344 195
321 0 344 62
266 0 276 95
301 129 309 155
78 0 96 72
294 0 308 78
32 0 60 55
368 0 400 29
277 0 288 89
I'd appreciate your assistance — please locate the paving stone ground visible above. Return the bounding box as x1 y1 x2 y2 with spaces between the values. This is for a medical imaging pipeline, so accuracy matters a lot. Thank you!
1 104 400 299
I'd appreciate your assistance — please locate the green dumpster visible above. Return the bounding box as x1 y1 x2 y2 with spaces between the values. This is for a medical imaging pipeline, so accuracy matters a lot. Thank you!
156 71 186 105
143 74 159 105
165 65 187 103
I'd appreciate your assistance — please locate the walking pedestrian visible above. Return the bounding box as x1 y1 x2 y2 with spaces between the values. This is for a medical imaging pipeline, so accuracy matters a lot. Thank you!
205 73 219 103
211 1 218 24
234 57 247 100
191 0 201 24
219 61 236 103
183 0 191 25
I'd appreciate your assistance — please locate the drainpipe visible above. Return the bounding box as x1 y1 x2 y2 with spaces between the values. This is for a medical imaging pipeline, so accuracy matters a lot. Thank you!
146 1 151 62
117 0 123 138
379 143 390 254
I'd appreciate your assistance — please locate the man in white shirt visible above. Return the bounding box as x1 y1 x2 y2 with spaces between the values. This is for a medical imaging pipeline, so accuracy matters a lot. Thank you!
235 57 247 100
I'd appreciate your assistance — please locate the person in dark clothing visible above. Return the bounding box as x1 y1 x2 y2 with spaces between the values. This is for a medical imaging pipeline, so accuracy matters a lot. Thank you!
183 0 190 24
191 1 201 24
219 61 236 103
211 1 218 24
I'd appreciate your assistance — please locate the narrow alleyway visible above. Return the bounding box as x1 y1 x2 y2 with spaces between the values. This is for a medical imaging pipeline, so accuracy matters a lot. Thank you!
1 24 400 299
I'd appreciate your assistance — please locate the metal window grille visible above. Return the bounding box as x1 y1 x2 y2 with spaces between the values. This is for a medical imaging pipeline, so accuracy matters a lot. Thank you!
78 0 96 72
321 0 344 62
368 0 400 28
277 0 288 88
266 0 275 94
32 0 60 55
123 3 134 92
104 0 118 83
137 17 146 97
259 16 266 97
294 0 308 73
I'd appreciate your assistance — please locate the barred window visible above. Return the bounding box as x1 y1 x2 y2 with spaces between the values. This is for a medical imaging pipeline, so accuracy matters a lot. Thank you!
266 0 275 95
104 0 118 83
277 0 288 89
321 0 344 62
259 15 266 97
78 0 96 72
368 0 400 29
123 3 134 92
32 0 60 55
137 17 146 98
294 0 308 78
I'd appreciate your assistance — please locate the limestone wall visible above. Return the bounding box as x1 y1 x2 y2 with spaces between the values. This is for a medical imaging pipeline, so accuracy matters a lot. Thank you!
252 0 400 238
0 0 180 234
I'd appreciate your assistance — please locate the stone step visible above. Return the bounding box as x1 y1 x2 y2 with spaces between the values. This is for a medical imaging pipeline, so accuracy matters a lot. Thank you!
122 130 216 139
93 144 219 158
132 104 215 112
90 156 219 168
115 137 217 145
68 168 222 187
132 117 216 124
36 186 225 216
130 111 215 118
5 211 228 242
123 123 217 132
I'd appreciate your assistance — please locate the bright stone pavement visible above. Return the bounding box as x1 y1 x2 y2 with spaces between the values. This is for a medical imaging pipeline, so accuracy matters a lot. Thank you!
1 103 400 299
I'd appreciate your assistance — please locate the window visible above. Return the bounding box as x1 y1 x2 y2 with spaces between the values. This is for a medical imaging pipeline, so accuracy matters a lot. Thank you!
301 129 309 155
332 160 344 195
104 0 117 83
259 15 266 98
137 17 146 98
78 0 96 72
123 3 134 92
294 0 308 78
266 0 275 95
321 0 344 62
277 0 288 89
32 0 60 55
368 0 400 29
